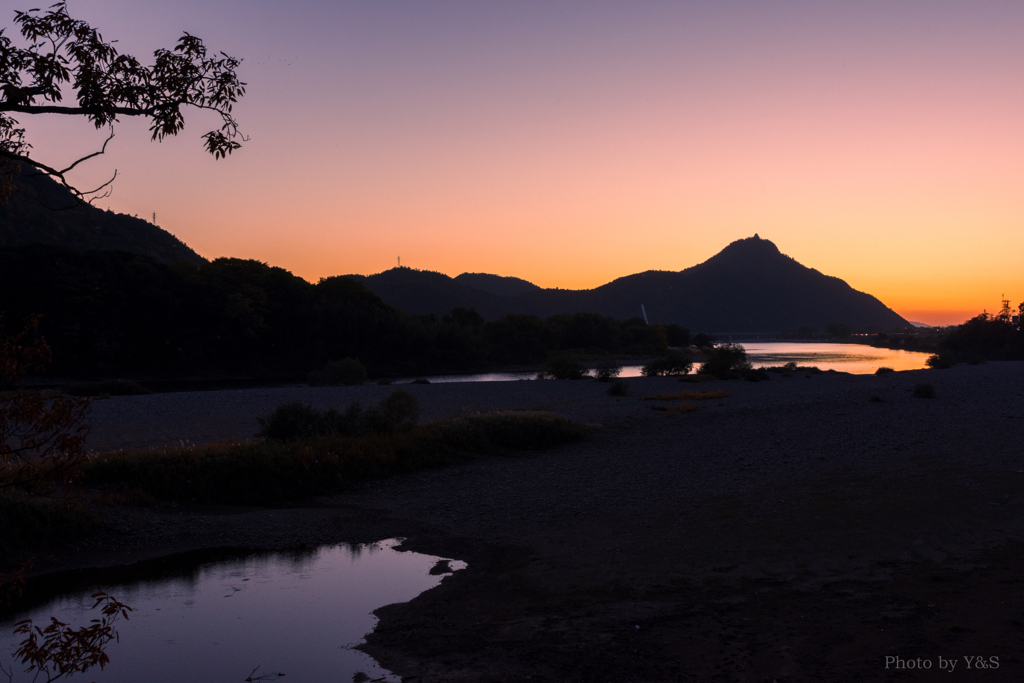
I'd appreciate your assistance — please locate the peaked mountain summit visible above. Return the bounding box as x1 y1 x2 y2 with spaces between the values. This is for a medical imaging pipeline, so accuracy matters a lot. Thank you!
0 164 205 265
350 235 909 332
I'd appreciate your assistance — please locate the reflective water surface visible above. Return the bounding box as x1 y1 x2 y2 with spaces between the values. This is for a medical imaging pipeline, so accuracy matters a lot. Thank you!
2 540 465 683
392 342 929 383
738 342 930 374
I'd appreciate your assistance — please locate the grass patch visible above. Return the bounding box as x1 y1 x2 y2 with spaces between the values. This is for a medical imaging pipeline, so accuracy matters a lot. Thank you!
84 412 586 505
643 390 730 401
650 402 703 416
256 391 419 440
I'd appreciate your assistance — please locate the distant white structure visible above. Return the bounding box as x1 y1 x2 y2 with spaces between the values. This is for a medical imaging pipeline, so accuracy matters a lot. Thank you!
641 304 649 325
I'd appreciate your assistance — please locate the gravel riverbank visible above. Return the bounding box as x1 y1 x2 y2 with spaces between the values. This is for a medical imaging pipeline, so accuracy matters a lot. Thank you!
25 363 1024 681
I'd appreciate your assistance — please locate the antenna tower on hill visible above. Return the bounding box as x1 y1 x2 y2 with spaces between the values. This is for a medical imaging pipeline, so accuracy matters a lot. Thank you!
998 295 1011 322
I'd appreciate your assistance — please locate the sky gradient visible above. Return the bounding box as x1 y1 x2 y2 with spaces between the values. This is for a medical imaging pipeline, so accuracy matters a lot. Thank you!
15 1 1024 326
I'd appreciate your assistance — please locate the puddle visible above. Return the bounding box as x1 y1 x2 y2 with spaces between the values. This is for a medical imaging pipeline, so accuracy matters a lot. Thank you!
1 539 464 682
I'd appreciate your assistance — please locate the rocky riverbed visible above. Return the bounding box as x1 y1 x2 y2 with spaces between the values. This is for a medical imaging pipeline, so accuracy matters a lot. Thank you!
22 363 1024 681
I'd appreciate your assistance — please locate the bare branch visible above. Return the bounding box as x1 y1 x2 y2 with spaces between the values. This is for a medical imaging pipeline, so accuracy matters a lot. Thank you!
1 1 246 203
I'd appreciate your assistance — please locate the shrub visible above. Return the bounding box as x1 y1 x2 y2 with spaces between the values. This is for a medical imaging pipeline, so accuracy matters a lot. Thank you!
2 315 91 504
256 390 420 440
875 367 894 375
307 358 367 386
692 333 715 349
546 354 588 380
926 352 954 369
698 343 751 378
641 350 693 377
375 389 420 430
86 412 586 504
606 378 629 396
593 359 622 382
912 383 936 399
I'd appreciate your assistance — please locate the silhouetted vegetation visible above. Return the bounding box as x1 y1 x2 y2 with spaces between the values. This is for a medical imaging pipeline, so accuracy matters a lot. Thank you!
593 359 623 382
256 391 420 440
606 378 629 396
544 354 589 380
641 350 694 377
935 312 1024 363
925 352 954 369
0 246 681 381
698 344 752 379
86 412 585 505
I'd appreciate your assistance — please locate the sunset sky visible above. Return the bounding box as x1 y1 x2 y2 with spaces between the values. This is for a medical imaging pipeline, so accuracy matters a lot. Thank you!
15 0 1024 326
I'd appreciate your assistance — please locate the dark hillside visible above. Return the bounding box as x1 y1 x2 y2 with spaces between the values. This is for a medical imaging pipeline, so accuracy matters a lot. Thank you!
566 236 909 331
0 165 205 265
0 247 440 378
354 236 909 332
346 267 509 319
454 272 541 298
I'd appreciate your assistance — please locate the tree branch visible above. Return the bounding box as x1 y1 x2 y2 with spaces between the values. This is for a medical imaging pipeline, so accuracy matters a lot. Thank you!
0 147 117 206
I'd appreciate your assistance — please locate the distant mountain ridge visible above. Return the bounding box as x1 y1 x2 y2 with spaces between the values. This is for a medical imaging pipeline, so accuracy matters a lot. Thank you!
348 236 909 332
0 164 205 265
454 272 542 298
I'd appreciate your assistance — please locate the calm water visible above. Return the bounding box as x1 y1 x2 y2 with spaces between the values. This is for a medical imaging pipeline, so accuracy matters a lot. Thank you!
2 540 465 683
393 342 930 383
739 342 930 373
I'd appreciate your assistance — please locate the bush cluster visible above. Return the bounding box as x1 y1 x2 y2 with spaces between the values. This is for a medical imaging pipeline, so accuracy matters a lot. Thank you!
545 354 589 380
697 344 752 378
256 390 419 440
593 359 623 382
925 352 954 369
641 350 693 377
85 412 586 505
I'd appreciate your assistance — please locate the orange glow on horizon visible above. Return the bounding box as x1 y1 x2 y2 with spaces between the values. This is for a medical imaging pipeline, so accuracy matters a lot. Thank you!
13 0 1021 327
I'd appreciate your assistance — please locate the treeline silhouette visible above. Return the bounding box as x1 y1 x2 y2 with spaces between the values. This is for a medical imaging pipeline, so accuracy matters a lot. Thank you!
937 312 1024 362
0 246 681 380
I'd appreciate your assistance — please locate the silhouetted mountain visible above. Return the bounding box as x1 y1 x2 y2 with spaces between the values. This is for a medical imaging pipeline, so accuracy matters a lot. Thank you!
454 272 542 298
345 267 511 319
353 236 909 332
0 164 205 265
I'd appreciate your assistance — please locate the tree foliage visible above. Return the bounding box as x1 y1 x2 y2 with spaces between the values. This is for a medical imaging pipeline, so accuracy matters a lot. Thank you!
0 246 688 380
0 1 245 203
5 592 131 683
1 314 90 502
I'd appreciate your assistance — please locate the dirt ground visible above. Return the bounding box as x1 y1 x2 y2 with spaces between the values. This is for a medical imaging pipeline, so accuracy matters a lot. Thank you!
14 363 1024 681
